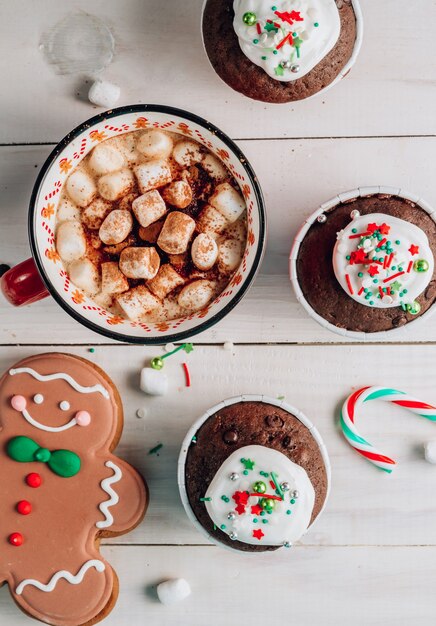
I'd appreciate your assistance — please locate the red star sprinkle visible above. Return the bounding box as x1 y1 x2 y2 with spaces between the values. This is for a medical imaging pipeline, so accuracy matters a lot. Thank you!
350 248 367 264
367 223 379 233
274 10 304 25
379 223 391 235
252 529 265 541
251 504 263 516
409 245 419 256
232 491 249 506
235 503 246 515
368 265 379 277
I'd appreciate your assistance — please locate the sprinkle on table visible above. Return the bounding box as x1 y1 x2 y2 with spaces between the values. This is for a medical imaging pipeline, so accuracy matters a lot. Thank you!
148 443 163 455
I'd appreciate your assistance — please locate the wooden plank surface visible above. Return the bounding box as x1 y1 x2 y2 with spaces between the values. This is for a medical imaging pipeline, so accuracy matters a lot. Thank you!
0 0 435 143
1 138 436 345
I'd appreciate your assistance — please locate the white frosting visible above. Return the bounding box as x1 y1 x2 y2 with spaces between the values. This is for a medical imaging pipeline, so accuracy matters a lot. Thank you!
204 445 315 546
15 560 105 595
59 400 70 411
33 394 44 404
9 367 110 399
96 461 122 529
333 213 434 309
20 407 79 433
233 0 340 81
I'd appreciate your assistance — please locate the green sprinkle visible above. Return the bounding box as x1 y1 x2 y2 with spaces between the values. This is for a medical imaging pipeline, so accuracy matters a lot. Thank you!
261 55 267 60
220 524 226 530
253 518 258 523
346 255 351 260
399 267 403 272
403 289 408 294
221 495 229 502
358 272 363 277
273 50 278 55
314 22 319 27
148 443 163 455
392 266 397 270
260 511 265 516
395 240 401 245
286 510 292 515
89 347 95 353
369 301 374 306
253 39 259 44
293 32 297 37
191 436 197 443
290 499 296 504
373 279 379 284
352 228 357 234
272 5 277 9
262 519 268 524
243 470 249 475
200 497 212 502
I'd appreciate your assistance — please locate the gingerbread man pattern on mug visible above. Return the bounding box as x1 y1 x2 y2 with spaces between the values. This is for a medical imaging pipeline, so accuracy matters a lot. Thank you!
0 353 147 626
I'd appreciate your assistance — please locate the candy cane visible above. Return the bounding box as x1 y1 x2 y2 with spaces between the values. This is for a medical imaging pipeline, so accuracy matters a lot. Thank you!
340 386 436 473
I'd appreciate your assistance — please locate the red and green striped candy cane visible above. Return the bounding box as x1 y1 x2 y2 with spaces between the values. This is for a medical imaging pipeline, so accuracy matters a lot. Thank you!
340 386 436 473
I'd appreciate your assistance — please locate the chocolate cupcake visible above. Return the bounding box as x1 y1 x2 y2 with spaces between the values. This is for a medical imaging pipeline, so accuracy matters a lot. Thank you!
202 0 363 103
290 187 436 337
178 396 330 553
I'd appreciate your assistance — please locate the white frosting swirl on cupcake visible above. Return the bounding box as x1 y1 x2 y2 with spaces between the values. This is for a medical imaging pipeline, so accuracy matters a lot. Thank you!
204 445 315 547
233 0 341 81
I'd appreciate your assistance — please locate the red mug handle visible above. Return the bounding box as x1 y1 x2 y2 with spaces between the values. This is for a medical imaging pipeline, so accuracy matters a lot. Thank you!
1 258 49 306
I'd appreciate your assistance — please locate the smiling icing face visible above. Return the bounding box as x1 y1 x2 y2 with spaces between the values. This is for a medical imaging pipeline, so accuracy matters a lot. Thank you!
204 445 315 547
333 213 435 312
233 0 341 81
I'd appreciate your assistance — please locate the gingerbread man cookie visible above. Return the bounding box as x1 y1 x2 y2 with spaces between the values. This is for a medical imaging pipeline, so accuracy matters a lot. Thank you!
0 353 148 626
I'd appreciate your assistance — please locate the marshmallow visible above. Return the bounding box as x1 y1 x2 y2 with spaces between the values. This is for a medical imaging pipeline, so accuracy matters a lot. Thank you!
81 198 112 230
134 160 173 194
88 80 120 108
162 180 193 209
225 217 247 243
178 280 214 312
116 285 161 320
89 143 125 175
99 210 133 245
424 441 436 464
57 197 81 223
172 140 203 167
191 233 218 271
132 190 167 228
139 220 164 243
101 261 129 295
218 239 244 274
69 259 100 296
119 246 160 280
147 264 185 300
136 130 173 160
202 154 228 181
209 183 246 224
140 367 169 396
157 211 196 254
56 221 87 262
66 170 97 208
156 578 191 605
107 134 141 165
98 168 135 202
196 205 228 238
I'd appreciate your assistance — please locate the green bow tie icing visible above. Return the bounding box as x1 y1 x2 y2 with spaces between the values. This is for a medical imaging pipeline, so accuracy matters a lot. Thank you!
7 436 81 478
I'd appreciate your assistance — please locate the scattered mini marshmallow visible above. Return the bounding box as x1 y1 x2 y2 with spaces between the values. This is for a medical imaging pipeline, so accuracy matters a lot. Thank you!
81 197 112 230
164 343 175 352
119 246 160 280
99 209 133 245
424 441 436 464
157 211 196 254
218 239 244 274
89 143 125 175
88 79 120 109
172 140 203 167
178 280 214 312
136 130 173 160
140 367 169 396
201 154 228 181
132 190 167 228
56 221 87 262
134 160 173 194
191 233 218 271
56 197 81 223
98 168 135 201
66 169 97 208
147 264 185 299
136 407 147 419
196 205 228 238
69 259 100 296
225 217 247 243
101 261 129 295
116 285 161 320
162 180 193 209
209 182 246 224
156 578 191 606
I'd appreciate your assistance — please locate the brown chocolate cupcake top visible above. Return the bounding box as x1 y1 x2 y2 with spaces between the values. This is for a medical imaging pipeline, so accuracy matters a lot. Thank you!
296 194 436 334
184 401 328 552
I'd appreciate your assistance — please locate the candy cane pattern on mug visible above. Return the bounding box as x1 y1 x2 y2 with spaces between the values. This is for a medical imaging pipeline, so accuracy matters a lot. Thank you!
340 386 436 472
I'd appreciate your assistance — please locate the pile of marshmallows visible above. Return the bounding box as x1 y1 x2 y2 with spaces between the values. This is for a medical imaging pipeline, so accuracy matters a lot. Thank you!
55 129 246 321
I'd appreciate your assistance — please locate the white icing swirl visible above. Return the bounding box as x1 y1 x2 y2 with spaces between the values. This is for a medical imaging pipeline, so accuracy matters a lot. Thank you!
204 445 315 546
333 213 434 309
233 0 340 81
15 560 105 595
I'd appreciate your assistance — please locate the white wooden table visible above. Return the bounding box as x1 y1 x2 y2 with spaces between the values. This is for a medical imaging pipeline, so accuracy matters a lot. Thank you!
1 1 436 624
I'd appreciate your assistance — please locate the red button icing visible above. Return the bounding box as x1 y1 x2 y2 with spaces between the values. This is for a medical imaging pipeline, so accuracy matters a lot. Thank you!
9 532 23 546
26 473 42 488
17 500 32 515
